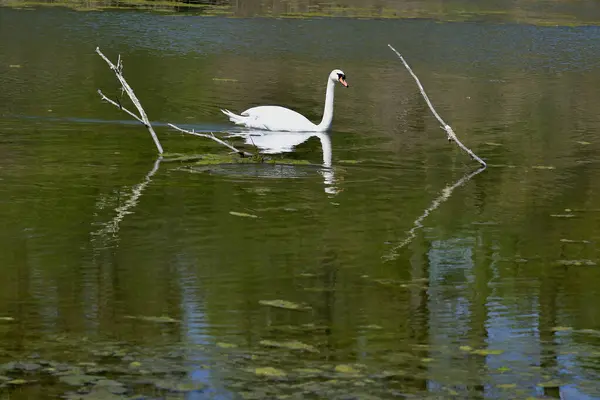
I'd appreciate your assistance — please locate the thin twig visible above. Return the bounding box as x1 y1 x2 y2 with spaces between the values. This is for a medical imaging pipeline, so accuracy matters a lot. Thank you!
97 90 144 124
96 47 164 154
168 123 253 157
388 44 486 167
382 165 486 262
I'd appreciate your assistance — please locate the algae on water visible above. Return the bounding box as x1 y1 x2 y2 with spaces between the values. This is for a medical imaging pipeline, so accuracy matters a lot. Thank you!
155 379 205 392
124 315 180 323
334 364 361 375
259 339 318 353
258 299 311 311
229 211 259 219
216 342 238 349
252 366 286 378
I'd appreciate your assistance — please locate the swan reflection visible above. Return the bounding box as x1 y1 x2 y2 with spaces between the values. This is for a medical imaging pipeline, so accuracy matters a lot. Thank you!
226 130 339 195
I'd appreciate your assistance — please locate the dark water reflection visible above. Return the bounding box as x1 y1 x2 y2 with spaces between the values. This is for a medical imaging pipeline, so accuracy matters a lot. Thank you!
1 6 600 399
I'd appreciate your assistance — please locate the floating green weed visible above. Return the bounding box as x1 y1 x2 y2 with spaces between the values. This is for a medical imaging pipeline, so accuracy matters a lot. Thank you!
124 315 180 323
252 366 286 378
216 342 238 349
260 339 318 353
258 299 311 311
229 211 259 219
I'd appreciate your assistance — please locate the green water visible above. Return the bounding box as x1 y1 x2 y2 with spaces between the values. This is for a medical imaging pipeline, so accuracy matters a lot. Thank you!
1 6 600 400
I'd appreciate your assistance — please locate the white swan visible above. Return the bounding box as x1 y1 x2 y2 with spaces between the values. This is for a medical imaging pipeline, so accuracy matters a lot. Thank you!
221 69 349 132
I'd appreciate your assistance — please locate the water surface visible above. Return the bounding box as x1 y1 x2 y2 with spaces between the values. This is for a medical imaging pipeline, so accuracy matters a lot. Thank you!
1 7 600 399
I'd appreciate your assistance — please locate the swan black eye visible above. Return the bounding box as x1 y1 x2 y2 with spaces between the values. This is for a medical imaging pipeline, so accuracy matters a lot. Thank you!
337 73 346 79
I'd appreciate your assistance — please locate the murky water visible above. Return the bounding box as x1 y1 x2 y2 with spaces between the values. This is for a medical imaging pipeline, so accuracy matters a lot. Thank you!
1 6 600 400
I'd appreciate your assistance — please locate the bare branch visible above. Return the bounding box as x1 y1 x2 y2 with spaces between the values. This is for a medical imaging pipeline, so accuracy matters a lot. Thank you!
96 47 252 158
96 47 164 154
168 123 254 157
388 44 486 167
382 165 486 262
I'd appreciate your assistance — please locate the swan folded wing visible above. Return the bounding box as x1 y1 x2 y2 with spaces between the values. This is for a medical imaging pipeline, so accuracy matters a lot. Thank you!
220 109 264 130
233 106 317 132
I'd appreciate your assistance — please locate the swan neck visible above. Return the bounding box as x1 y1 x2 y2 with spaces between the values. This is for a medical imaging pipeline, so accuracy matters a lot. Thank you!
317 79 335 131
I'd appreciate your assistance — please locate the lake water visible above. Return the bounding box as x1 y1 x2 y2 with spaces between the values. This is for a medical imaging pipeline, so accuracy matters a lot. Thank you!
1 5 600 399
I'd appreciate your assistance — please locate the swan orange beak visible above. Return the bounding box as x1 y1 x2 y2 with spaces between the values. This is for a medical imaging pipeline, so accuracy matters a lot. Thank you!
339 77 349 87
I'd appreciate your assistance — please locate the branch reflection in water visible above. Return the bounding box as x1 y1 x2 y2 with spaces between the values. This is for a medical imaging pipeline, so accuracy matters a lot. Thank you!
383 165 486 262
90 157 162 246
226 129 339 195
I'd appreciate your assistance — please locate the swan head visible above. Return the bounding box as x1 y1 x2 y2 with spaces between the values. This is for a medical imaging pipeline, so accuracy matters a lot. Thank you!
330 69 349 88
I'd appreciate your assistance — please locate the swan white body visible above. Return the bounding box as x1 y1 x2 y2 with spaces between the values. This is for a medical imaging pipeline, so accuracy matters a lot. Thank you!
221 69 348 132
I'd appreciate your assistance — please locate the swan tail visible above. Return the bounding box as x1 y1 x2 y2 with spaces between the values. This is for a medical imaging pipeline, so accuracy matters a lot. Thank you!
221 109 247 125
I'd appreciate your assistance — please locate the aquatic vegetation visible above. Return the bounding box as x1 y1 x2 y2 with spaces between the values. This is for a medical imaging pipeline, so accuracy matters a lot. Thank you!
471 348 504 356
297 272 317 278
229 211 259 219
497 383 517 389
123 315 180 323
551 326 573 332
154 379 205 392
259 339 318 353
258 299 312 311
458 346 503 356
6 378 30 385
0 362 42 372
161 153 206 163
265 323 328 334
334 364 361 375
216 342 238 349
560 238 591 244
531 165 556 170
169 152 314 167
0 333 594 399
555 259 596 266
59 374 103 386
252 366 286 378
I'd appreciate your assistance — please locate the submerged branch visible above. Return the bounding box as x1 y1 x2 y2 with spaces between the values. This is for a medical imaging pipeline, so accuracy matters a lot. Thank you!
383 165 486 262
387 44 486 167
168 123 253 157
96 47 164 154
